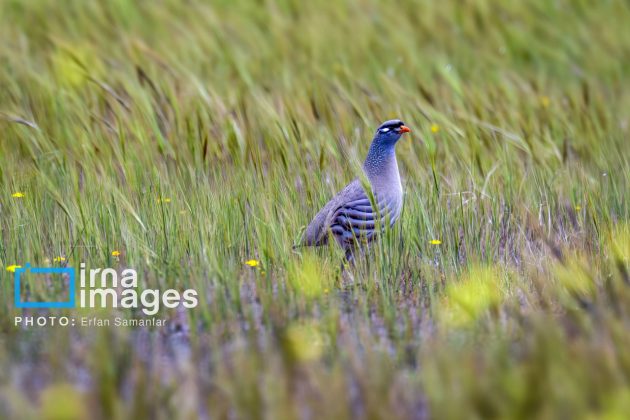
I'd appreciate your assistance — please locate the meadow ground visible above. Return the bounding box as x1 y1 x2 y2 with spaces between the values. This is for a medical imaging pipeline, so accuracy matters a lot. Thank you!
1 0 630 418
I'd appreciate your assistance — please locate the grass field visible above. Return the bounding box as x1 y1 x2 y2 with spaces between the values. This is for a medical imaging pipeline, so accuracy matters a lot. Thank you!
1 0 630 418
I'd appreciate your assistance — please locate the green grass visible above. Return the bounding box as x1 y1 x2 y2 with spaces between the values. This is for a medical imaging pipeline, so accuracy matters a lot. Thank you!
1 0 630 418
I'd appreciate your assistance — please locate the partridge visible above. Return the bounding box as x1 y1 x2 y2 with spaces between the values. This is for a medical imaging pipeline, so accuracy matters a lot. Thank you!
299 119 411 261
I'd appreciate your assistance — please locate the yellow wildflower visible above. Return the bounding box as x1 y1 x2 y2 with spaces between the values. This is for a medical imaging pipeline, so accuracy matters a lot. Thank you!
111 250 121 257
540 96 550 108
6 265 22 273
157 197 171 203
53 257 66 263
575 205 582 211
11 192 25 198
245 259 260 267
430 239 442 245
430 124 440 133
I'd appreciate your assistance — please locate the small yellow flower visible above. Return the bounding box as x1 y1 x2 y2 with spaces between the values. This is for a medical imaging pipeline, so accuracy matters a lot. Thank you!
6 265 22 273
111 250 121 257
540 96 550 108
324 288 330 294
430 124 440 133
575 205 582 211
245 259 260 267
11 192 25 198
157 197 171 203
53 256 66 263
430 239 442 245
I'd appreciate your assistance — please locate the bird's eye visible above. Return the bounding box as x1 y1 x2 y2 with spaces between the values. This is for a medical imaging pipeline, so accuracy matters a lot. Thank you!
381 128 390 133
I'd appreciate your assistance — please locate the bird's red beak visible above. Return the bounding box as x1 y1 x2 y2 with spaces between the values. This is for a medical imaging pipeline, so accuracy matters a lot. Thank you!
400 125 411 133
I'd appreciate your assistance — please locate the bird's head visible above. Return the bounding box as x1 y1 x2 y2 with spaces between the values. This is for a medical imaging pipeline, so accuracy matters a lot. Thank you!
372 119 411 148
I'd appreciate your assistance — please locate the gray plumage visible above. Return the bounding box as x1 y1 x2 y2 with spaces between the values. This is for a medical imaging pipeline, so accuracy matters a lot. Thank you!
299 119 410 260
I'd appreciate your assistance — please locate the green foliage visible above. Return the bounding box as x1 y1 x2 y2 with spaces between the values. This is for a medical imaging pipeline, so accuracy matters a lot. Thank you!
1 0 630 418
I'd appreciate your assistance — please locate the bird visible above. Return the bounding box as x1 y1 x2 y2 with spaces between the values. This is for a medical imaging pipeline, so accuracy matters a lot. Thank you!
298 119 411 262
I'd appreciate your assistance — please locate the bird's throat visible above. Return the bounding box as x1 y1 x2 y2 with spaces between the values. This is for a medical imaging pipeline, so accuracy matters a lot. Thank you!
363 143 401 192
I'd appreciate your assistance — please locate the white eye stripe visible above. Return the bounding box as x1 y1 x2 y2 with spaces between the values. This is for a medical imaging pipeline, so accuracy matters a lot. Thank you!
381 128 390 132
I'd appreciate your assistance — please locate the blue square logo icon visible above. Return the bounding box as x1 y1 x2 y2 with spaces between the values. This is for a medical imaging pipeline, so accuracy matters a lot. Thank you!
14 263 76 309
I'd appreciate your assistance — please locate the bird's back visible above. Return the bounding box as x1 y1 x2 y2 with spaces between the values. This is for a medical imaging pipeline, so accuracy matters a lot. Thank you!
300 179 402 249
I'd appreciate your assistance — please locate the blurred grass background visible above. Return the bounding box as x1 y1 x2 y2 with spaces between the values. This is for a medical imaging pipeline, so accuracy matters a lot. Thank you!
1 0 630 418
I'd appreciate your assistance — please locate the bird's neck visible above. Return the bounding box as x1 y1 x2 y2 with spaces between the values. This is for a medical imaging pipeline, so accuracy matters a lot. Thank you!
363 143 401 192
